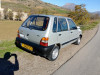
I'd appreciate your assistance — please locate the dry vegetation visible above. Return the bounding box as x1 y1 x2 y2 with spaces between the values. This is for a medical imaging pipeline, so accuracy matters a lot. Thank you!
0 20 23 40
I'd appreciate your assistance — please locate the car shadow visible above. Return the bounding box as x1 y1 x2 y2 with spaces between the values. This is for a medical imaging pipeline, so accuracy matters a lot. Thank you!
19 47 45 58
0 52 19 75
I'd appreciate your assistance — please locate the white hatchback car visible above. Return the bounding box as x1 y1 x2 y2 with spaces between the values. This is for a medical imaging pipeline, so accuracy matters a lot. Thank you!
15 14 82 61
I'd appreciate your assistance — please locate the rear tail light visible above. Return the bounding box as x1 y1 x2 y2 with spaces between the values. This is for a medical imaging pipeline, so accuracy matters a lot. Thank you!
40 37 49 46
17 30 20 38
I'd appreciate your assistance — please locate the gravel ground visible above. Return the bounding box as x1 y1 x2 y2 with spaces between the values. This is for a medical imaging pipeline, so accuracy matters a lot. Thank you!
8 25 98 75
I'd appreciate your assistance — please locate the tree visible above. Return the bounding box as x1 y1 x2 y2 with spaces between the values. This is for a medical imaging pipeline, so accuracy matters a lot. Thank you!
90 13 100 20
8 11 13 20
0 12 1 20
4 8 8 19
16 10 23 21
68 4 90 25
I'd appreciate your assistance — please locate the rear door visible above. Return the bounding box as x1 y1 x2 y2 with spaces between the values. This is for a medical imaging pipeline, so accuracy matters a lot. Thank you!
67 19 79 41
49 17 58 45
57 18 70 45
19 27 43 45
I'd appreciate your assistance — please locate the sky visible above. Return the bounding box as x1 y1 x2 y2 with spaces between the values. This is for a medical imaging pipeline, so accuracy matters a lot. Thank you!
41 0 100 12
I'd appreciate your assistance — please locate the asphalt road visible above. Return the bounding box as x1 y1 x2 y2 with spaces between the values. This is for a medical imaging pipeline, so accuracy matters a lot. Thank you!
53 25 100 75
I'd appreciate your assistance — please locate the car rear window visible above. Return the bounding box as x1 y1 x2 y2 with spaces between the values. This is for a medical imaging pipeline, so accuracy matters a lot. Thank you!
22 15 49 31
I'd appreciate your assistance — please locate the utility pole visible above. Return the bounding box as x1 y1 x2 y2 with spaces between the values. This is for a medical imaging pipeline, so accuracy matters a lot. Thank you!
0 0 1 9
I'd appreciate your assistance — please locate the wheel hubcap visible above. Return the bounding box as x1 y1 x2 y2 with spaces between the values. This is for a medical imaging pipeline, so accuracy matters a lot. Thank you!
52 48 58 60
78 37 80 44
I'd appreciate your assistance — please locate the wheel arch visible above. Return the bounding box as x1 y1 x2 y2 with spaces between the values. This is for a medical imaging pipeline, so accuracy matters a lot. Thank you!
80 34 82 39
56 43 61 49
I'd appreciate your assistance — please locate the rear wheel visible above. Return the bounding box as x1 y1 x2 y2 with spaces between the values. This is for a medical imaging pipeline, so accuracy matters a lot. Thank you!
47 46 59 61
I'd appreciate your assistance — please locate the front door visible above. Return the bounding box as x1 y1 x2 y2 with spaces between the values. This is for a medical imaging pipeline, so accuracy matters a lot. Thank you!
67 19 79 41
57 18 70 45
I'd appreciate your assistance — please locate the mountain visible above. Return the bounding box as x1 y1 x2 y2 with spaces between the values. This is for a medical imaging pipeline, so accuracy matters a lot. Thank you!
62 3 76 11
93 11 100 16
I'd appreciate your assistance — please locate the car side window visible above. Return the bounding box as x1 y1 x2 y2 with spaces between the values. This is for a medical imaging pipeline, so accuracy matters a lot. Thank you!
68 19 77 30
58 18 68 32
53 17 57 32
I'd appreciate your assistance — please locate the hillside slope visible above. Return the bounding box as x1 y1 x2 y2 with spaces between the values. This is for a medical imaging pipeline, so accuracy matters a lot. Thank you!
1 0 69 14
2 0 59 8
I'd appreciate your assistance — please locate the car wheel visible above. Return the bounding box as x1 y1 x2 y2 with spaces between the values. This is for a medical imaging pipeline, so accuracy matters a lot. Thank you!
75 37 81 45
47 46 59 61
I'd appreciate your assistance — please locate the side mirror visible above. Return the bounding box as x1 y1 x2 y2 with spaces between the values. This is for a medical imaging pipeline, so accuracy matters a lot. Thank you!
77 26 80 29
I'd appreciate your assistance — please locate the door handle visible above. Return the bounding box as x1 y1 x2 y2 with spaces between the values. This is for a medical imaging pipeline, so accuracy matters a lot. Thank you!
59 34 62 36
27 34 29 36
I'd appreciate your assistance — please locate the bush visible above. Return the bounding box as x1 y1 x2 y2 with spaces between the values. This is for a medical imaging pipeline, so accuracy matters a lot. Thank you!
68 4 90 25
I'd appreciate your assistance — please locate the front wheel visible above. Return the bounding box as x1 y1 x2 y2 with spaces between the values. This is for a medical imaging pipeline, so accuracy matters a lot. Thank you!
47 46 59 61
75 37 81 45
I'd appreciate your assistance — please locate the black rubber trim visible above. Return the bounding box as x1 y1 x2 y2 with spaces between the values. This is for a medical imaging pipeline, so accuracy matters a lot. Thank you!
15 37 55 57
62 38 77 45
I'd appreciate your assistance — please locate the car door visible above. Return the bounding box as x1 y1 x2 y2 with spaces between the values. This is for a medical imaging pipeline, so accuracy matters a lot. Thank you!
49 17 58 45
57 18 70 45
67 19 79 41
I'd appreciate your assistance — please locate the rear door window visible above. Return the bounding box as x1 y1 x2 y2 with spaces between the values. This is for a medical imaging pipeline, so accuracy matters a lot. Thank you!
58 18 68 32
22 16 49 31
53 17 57 32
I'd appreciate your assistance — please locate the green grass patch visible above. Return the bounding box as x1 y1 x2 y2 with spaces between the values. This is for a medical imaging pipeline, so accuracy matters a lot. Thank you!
80 21 99 31
52 8 70 14
0 40 23 58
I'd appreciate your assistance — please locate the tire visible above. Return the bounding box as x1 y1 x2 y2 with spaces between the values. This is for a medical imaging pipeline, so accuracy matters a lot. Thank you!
47 46 59 61
75 37 81 45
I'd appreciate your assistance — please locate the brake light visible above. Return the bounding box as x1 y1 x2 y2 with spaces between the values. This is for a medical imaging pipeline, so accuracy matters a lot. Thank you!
40 37 49 46
17 30 20 38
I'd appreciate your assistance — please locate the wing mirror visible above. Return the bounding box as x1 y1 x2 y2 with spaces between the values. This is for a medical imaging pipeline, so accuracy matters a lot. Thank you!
77 26 80 29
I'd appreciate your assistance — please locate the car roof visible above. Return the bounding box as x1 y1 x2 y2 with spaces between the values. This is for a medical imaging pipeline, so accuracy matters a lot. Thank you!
31 14 71 19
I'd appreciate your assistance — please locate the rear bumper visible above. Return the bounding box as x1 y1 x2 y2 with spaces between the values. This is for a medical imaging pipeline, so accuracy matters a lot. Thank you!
15 37 54 57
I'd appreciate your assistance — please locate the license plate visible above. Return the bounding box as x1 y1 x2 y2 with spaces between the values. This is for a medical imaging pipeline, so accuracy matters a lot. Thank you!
21 43 33 51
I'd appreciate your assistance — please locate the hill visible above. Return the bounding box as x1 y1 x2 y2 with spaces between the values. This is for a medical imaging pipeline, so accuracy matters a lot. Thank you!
1 0 69 15
93 11 100 16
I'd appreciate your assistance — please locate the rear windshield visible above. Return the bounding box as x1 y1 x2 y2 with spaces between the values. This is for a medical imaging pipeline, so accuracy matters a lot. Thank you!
22 15 49 31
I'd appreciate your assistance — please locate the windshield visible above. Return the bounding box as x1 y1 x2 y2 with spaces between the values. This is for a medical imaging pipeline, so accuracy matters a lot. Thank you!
22 15 50 31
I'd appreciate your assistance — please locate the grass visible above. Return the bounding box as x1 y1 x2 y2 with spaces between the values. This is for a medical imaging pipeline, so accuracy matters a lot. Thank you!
0 40 23 58
52 8 70 14
0 20 23 40
0 20 23 58
80 21 99 31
